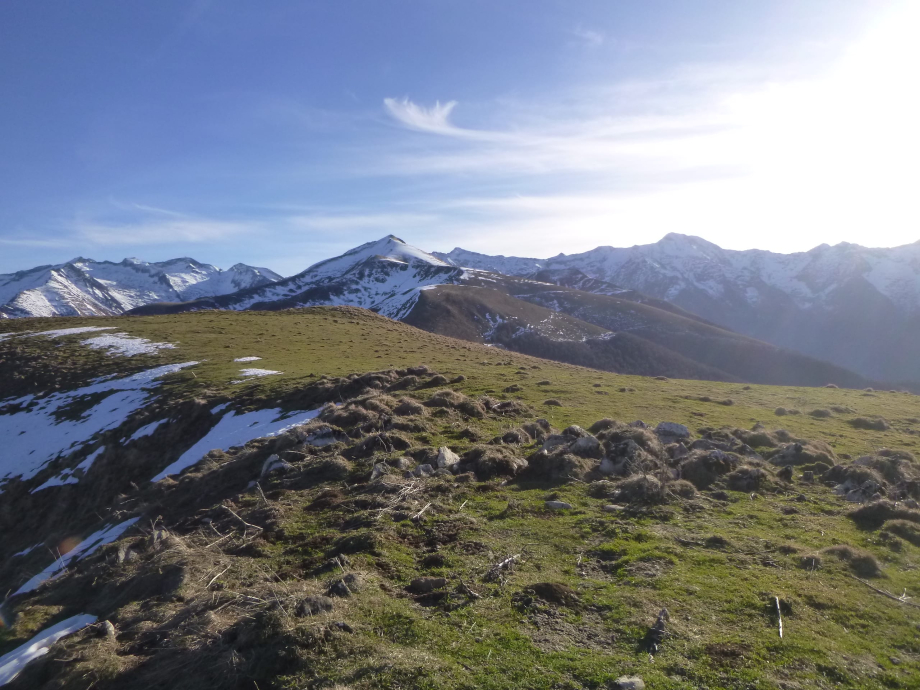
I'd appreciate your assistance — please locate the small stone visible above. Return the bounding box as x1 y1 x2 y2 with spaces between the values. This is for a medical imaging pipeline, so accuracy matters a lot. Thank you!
545 500 573 510
409 576 447 593
602 504 625 513
370 462 389 480
296 595 334 616
655 422 690 440
614 676 645 690
414 463 435 478
436 446 461 468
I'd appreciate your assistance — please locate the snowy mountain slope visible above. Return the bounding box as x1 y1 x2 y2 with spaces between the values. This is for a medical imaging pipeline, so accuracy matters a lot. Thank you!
135 235 467 319
0 258 281 318
438 235 920 382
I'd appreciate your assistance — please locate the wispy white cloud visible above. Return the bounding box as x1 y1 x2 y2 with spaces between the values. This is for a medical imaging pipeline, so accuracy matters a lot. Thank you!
289 212 438 231
571 26 604 48
0 237 79 249
76 205 259 246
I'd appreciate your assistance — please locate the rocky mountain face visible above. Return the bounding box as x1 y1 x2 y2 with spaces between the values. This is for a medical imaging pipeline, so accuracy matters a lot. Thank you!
0 258 282 318
436 235 920 383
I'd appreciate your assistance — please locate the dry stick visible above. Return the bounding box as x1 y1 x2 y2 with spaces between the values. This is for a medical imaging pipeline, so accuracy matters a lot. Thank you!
412 502 432 521
223 506 263 533
207 566 232 589
849 575 920 609
457 500 469 512
774 596 783 639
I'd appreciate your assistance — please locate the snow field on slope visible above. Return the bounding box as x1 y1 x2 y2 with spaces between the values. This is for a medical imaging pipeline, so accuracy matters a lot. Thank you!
0 362 199 489
233 356 262 362
13 517 140 596
150 406 323 482
0 614 98 686
80 332 176 357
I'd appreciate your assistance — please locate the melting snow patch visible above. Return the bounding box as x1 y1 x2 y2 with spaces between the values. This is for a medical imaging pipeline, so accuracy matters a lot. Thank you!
13 544 40 558
233 356 262 362
150 406 323 482
81 332 176 357
30 472 79 493
0 362 199 491
211 402 230 415
129 420 166 441
0 613 98 686
14 518 139 596
28 326 116 338
231 368 282 384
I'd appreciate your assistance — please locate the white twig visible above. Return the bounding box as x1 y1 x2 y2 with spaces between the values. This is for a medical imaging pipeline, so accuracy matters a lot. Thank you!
774 596 783 639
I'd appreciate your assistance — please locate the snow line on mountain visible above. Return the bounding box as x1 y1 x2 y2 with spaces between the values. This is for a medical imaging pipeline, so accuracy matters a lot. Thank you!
0 362 199 490
0 613 99 686
13 518 140 596
150 406 323 482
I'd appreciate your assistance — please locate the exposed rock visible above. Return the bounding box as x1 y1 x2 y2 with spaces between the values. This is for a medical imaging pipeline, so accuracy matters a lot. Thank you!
655 422 690 440
260 454 292 478
436 446 461 469
569 434 601 458
414 463 435 478
614 677 646 690
327 572 363 598
370 462 389 480
545 500 573 510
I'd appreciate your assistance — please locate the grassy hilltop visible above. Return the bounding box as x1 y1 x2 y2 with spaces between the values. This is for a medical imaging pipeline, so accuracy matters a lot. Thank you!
1 307 919 689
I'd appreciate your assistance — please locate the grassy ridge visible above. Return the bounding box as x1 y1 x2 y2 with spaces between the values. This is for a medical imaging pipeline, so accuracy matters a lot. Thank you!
1 308 919 689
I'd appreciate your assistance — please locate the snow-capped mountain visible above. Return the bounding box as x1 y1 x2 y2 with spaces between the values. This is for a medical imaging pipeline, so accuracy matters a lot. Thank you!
0 258 281 318
437 234 920 382
194 235 466 319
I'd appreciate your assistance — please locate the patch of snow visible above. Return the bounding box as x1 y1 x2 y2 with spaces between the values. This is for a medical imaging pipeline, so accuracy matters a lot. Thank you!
129 420 167 441
0 613 98 686
150 407 323 482
231 368 282 383
30 326 116 338
81 333 176 357
210 402 230 415
13 518 140 595
233 356 262 362
13 544 40 558
30 472 80 493
0 362 199 491
75 446 104 472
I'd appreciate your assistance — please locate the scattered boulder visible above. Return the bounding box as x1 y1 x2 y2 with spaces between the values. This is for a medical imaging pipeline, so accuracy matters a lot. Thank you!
260 454 292 478
327 572 363 597
436 446 461 469
655 422 690 441
614 677 645 690
545 500 573 510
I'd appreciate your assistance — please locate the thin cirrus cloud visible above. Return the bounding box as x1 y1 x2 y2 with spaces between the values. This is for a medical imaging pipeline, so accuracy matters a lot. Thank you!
379 1 920 254
76 206 259 246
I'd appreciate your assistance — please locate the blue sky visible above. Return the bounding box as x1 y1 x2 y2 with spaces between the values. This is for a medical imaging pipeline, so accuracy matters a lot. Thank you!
1 0 917 276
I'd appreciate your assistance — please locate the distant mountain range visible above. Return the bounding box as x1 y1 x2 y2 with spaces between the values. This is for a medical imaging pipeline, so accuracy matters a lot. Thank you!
435 235 920 383
5 233 918 387
0 258 280 318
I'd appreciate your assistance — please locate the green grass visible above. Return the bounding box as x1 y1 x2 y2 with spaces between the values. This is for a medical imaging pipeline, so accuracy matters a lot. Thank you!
2 307 920 689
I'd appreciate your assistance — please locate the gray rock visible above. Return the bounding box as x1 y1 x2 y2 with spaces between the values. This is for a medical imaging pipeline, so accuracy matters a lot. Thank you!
296 595 334 616
628 420 648 429
656 422 690 440
614 676 645 690
541 434 570 452
102 620 116 639
370 462 389 480
545 500 573 510
599 456 623 476
436 446 461 468
905 498 920 509
666 442 689 460
414 463 435 478
602 504 625 513
409 576 447 593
